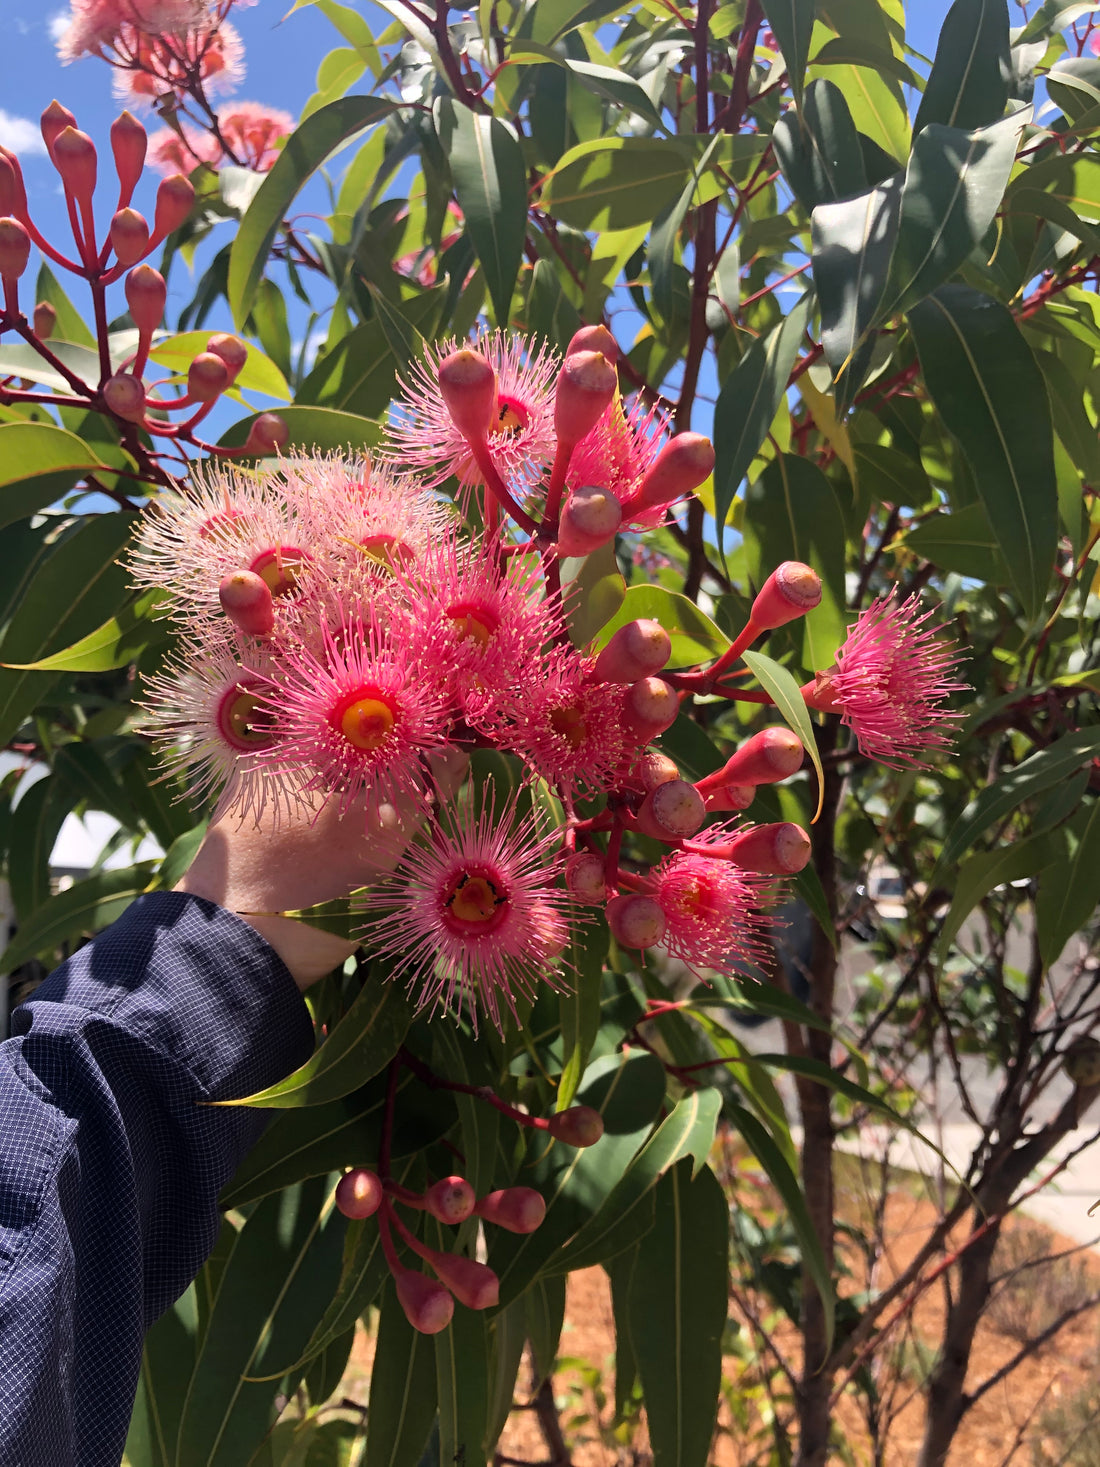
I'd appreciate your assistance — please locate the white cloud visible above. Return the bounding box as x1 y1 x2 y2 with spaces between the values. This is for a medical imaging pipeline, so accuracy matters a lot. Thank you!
48 11 69 42
0 110 46 157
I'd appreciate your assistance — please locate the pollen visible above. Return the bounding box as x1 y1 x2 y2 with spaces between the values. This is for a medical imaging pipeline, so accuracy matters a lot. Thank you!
336 694 397 751
443 870 508 933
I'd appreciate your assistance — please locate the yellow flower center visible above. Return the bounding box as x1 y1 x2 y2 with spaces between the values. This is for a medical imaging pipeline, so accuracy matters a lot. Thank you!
549 702 587 749
491 395 529 438
249 545 309 597
443 869 507 934
336 695 396 751
358 533 415 572
446 600 499 648
217 688 273 750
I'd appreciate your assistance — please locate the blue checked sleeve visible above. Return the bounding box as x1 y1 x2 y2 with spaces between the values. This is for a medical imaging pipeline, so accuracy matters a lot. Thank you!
0 890 316 1467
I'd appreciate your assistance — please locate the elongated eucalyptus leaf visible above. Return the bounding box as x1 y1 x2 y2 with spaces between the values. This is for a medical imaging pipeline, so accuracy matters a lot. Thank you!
541 137 695 230
909 284 1057 619
365 1281 438 1467
741 650 825 821
526 1274 567 1384
562 539 626 646
436 1304 490 1467
7 775 77 922
4 589 169 672
1 862 158 973
0 423 108 531
558 920 609 1110
762 0 816 104
772 80 867 212
913 0 1011 133
126 1285 201 1467
1037 800 1100 964
628 1163 729 1467
440 101 528 326
938 830 1066 957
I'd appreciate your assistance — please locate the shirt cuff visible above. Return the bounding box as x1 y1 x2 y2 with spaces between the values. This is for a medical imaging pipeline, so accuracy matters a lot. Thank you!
22 890 316 1102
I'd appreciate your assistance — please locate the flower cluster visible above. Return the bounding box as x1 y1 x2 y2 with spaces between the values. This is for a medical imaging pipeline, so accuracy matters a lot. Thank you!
133 325 967 1037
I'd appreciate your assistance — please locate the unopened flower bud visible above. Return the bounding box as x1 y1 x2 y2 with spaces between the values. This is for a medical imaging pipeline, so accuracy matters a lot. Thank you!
424 1176 476 1225
475 1187 546 1234
52 127 97 207
243 412 290 455
395 1269 454 1335
428 1252 499 1311
206 332 248 383
557 484 622 557
633 432 715 509
0 217 31 281
438 348 496 442
335 1167 383 1219
110 208 150 266
41 101 77 159
555 350 618 447
635 779 705 841
699 781 755 814
593 619 671 684
110 111 147 202
547 1105 604 1147
153 173 195 238
0 153 23 217
606 892 666 949
188 350 230 403
725 822 812 875
622 676 679 741
102 372 147 424
633 751 680 793
696 728 804 798
564 851 607 904
125 264 166 334
750 561 822 630
219 570 275 636
33 301 56 341
566 324 619 363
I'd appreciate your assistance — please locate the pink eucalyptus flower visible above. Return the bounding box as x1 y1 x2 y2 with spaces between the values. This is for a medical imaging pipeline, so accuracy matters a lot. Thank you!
649 841 772 976
803 594 967 768
386 330 559 494
109 18 246 105
499 650 632 795
148 102 293 173
56 0 209 59
566 393 670 529
357 802 573 1030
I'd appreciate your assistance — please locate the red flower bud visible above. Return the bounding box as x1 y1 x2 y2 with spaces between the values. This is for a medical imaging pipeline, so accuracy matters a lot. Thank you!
695 727 804 796
475 1187 546 1234
206 332 248 383
593 619 672 684
699 782 755 814
566 324 619 363
394 1269 454 1335
724 821 812 874
605 892 666 949
0 217 31 281
564 851 607 904
125 264 166 335
547 1105 604 1147
219 570 275 636
633 432 714 509
41 101 77 159
52 127 97 208
33 301 57 341
633 751 680 793
424 1176 476 1225
750 561 822 630
153 173 195 238
437 348 496 442
109 208 150 267
428 1252 499 1311
243 412 290 456
335 1168 383 1219
0 153 24 218
622 676 679 741
556 484 622 557
555 350 617 448
110 111 147 203
188 351 231 403
102 372 147 424
635 779 705 841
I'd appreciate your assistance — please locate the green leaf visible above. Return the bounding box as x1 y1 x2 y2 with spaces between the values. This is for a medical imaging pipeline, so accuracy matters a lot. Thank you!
1036 350 1100 484
1 863 158 974
525 1273 566 1384
157 823 208 891
763 0 816 104
562 539 626 647
741 454 847 671
558 921 609 1111
439 101 527 327
808 57 910 163
1037 800 1100 964
628 1163 729 1467
147 332 291 401
513 47 665 130
938 830 1065 957
541 138 694 231
218 406 382 456
742 650 825 822
908 284 1057 619
934 727 1100 878
593 584 730 669
3 589 169 672
37 263 96 348
364 1281 438 1467
296 1218 387 1369
7 776 76 921
126 1285 201 1467
436 1304 490 1467
296 290 443 418
811 175 902 397
0 423 108 532
913 0 1011 133
606 1249 639 1418
650 135 722 324
901 503 1010 583
712 292 813 554
228 96 398 327
54 741 140 829
551 1088 722 1274
484 1296 528 1448
176 1179 347 1467
219 975 411 1108
884 110 1028 316
772 80 868 213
